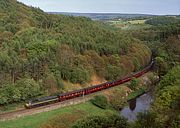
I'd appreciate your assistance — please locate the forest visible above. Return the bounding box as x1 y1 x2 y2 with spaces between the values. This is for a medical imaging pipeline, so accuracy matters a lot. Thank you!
0 0 151 105
70 16 180 128
0 0 180 128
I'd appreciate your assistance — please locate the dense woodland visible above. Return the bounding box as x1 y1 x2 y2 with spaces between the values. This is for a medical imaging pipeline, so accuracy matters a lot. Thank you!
68 17 180 128
0 0 151 105
0 0 180 128
126 16 180 127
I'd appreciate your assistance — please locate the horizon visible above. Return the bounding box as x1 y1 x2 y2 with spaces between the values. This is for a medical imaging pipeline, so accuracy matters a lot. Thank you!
48 12 179 16
17 0 180 15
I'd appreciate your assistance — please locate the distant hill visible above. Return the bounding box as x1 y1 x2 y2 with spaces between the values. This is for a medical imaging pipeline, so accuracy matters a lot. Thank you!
48 12 154 20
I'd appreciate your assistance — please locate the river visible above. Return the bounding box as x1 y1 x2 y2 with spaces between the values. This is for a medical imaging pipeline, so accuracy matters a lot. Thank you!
120 92 153 121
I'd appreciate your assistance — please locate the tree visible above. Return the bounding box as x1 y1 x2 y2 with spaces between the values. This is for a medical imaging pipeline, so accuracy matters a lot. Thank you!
0 83 21 105
15 78 42 100
106 64 123 81
129 78 139 90
154 57 168 77
70 68 90 83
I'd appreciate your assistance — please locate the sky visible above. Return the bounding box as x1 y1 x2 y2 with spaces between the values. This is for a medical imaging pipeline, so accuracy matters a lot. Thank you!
17 0 180 15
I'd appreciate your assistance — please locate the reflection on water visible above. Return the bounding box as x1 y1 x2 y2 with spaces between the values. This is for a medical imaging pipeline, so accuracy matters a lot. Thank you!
129 98 136 111
120 93 153 121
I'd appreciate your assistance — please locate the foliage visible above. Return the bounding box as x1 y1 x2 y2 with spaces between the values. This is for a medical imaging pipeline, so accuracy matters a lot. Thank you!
145 16 180 26
129 78 139 90
133 111 161 128
70 68 90 83
106 86 128 110
72 114 129 128
90 95 108 109
105 64 123 80
0 0 151 105
0 78 41 105
127 88 145 100
152 65 180 127
154 57 168 77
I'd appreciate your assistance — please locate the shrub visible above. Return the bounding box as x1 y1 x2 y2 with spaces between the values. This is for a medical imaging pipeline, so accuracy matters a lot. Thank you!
90 95 108 109
72 114 129 128
133 111 161 128
129 78 139 90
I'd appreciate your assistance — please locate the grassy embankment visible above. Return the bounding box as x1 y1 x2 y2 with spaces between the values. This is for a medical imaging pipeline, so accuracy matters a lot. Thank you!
0 102 115 128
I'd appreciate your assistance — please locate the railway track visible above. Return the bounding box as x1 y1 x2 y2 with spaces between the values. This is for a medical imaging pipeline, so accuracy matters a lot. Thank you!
0 92 100 121
0 60 153 121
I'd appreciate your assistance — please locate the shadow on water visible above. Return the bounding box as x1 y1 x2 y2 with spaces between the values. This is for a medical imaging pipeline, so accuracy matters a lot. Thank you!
120 92 153 122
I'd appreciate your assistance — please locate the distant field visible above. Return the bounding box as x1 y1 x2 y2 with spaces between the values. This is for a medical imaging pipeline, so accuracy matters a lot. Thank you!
107 19 151 30
122 24 151 30
0 102 115 128
128 19 146 24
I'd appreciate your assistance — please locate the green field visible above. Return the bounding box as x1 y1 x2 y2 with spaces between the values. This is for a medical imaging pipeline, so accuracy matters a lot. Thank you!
107 19 151 30
0 102 115 128
129 20 146 24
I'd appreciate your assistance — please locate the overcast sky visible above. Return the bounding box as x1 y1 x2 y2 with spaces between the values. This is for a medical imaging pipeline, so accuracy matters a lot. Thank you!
17 0 180 15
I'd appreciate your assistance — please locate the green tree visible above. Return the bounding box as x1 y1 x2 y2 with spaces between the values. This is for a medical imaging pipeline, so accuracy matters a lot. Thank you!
70 68 90 83
15 78 42 100
129 78 139 90
0 83 21 105
154 57 168 77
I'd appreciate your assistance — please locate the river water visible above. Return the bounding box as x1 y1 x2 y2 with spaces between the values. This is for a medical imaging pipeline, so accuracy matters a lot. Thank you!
120 92 153 121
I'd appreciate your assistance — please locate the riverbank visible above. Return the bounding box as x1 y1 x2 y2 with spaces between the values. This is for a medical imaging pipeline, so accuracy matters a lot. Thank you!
121 92 153 121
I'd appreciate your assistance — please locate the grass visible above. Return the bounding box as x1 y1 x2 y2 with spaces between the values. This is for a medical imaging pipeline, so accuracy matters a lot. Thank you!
129 20 146 24
0 102 116 128
107 19 151 30
121 22 151 30
127 88 145 100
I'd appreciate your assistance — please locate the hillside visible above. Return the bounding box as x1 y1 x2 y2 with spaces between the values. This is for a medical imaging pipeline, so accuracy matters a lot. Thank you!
0 0 151 106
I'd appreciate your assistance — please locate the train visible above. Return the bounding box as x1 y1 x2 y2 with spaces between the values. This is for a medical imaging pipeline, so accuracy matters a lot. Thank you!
25 60 154 108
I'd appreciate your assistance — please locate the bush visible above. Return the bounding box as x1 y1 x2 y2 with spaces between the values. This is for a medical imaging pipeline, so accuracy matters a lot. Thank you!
129 78 139 90
107 88 127 110
133 111 161 128
72 114 129 128
90 95 108 109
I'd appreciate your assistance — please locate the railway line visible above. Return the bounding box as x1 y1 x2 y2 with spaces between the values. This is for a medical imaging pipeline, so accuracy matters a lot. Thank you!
0 60 154 121
0 96 92 121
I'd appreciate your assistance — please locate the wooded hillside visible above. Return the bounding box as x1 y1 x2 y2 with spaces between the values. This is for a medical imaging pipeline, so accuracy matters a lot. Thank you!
0 0 151 105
